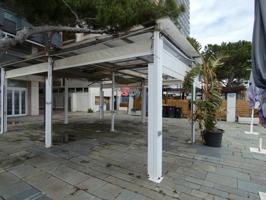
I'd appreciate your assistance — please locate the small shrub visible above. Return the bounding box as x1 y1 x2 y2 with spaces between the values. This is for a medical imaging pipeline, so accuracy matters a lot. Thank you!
131 108 137 112
87 108 93 113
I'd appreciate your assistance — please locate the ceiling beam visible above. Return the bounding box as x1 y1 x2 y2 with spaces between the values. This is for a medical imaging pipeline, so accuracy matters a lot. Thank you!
118 69 147 79
10 75 45 82
101 62 146 79
6 40 152 79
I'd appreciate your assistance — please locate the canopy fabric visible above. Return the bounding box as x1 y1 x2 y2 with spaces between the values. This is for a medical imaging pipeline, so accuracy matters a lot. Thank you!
248 73 266 127
251 0 266 127
252 0 266 88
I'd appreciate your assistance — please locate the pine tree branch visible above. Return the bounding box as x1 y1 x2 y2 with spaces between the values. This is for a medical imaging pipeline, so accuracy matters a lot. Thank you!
61 0 81 25
0 25 106 50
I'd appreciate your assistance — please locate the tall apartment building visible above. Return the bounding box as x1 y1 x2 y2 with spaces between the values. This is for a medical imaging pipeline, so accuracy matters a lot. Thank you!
176 0 190 36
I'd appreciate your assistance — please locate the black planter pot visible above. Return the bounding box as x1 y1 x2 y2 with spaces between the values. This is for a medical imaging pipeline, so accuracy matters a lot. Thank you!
204 128 224 147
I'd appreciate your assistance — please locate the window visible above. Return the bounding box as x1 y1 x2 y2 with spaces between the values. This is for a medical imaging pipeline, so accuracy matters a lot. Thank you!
7 88 27 116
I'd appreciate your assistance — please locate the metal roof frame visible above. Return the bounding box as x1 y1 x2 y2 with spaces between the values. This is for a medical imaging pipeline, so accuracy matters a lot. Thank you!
2 17 201 86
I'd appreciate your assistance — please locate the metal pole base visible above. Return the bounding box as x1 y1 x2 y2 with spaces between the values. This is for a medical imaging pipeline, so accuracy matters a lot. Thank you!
250 147 266 154
244 131 259 135
148 176 164 183
110 111 116 132
259 192 266 200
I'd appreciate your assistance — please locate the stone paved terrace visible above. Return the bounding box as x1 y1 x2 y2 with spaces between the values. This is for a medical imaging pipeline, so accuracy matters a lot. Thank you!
0 112 266 200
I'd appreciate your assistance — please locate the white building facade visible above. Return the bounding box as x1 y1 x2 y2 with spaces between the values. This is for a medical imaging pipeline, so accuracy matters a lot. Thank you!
176 0 190 36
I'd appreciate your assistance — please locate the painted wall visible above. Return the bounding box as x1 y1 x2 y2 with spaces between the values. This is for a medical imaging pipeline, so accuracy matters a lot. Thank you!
30 81 39 115
71 87 116 112
71 92 90 112
7 77 125 115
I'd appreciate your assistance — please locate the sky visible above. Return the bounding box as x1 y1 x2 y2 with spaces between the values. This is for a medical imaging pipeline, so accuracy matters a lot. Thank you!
190 0 254 47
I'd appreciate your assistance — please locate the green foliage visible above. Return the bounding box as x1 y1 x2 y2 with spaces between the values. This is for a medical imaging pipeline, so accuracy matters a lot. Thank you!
183 65 200 91
87 108 93 113
2 0 82 25
204 41 252 87
187 37 202 53
95 0 156 31
186 39 251 88
131 108 137 112
2 0 184 31
184 55 223 134
158 0 185 24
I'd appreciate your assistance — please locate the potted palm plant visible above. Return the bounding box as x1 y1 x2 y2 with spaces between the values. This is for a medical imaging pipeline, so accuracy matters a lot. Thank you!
183 56 224 147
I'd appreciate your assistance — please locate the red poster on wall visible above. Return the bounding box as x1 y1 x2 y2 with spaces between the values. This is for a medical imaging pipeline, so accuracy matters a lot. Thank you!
121 87 129 97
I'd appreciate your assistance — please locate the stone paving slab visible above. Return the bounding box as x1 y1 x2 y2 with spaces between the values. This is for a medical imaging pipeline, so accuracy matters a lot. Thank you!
0 172 20 187
50 165 89 185
115 190 150 200
9 163 41 179
213 167 250 181
0 180 33 199
0 113 266 200
206 172 237 188
6 188 43 200
63 190 100 200
90 183 123 200
238 180 266 194
199 186 229 199
35 176 75 199
77 176 107 193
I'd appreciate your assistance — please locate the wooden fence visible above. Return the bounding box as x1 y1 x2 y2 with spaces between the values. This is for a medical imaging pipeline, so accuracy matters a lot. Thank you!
132 98 252 119
217 100 254 120
163 99 190 117
163 99 252 119
133 97 142 110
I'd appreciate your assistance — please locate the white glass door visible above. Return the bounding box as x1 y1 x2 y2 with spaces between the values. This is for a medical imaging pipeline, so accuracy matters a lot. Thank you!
7 88 27 117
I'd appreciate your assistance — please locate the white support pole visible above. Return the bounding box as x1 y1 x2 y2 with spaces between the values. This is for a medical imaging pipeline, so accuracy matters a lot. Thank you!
250 109 255 133
0 68 5 134
116 88 120 112
111 72 116 132
99 82 104 120
45 57 53 148
148 31 163 183
64 78 69 125
245 108 259 135
128 96 134 115
141 84 147 124
259 137 263 152
191 78 196 143
3 76 7 133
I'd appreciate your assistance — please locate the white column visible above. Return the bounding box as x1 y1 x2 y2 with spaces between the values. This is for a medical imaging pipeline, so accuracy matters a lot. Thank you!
31 81 39 116
116 89 120 112
191 78 196 143
128 96 134 115
250 109 255 133
99 83 104 119
0 68 6 134
148 31 163 183
245 108 259 135
64 78 69 124
226 93 236 122
141 84 147 124
111 72 116 132
45 57 53 148
259 137 263 152
4 78 7 133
